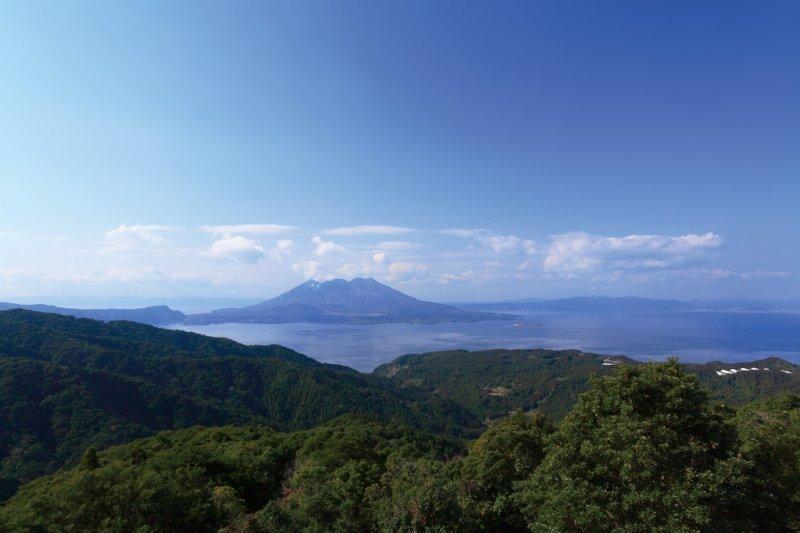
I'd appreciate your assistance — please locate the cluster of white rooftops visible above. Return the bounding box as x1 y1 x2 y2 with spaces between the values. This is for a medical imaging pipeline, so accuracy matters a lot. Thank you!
715 367 793 376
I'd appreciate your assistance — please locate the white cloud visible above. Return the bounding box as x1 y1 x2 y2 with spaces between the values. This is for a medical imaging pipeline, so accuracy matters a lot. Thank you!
13 218 791 299
263 239 295 262
480 234 536 255
292 260 322 279
740 269 793 280
440 229 536 255
312 235 346 256
102 224 174 252
439 228 489 238
202 235 266 264
275 239 294 252
708 268 734 279
199 224 297 237
544 231 723 273
375 241 419 250
388 261 430 281
273 239 294 257
438 270 475 284
338 262 372 278
323 225 414 236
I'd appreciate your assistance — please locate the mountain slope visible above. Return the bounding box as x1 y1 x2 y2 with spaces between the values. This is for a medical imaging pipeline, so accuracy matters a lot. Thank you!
0 310 480 494
374 349 634 421
184 278 513 324
692 357 800 404
374 348 800 421
4 367 799 532
0 302 185 325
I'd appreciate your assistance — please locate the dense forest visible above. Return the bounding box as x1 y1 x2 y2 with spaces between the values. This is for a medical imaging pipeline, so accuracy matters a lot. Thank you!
2 361 799 531
0 310 479 492
375 349 631 420
1 310 799 530
375 348 800 421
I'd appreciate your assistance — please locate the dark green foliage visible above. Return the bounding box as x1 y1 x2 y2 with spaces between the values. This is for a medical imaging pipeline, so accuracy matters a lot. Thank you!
375 348 800 422
80 447 99 469
732 394 800 530
3 310 800 531
695 358 800 406
0 417 465 532
0 425 290 532
279 417 464 531
2 362 800 531
518 360 743 531
0 310 480 495
3 308 794 501
459 411 554 530
367 456 462 532
374 348 633 420
0 308 316 366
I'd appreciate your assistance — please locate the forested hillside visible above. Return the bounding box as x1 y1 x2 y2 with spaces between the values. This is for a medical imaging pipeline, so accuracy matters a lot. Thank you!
693 357 800 404
375 348 800 421
3 309 799 528
374 349 628 420
4 309 798 505
0 310 480 495
2 362 798 531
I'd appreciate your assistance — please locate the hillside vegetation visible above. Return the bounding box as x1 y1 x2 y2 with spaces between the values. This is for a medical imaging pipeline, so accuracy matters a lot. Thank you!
0 310 479 492
2 362 798 531
375 348 800 421
4 309 798 502
3 309 799 528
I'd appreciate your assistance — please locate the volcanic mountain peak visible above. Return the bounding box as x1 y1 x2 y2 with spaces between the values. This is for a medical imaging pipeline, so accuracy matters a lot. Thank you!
184 278 512 325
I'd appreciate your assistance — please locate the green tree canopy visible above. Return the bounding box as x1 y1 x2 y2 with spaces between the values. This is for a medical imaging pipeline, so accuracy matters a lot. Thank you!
459 411 554 530
519 359 742 532
733 394 800 531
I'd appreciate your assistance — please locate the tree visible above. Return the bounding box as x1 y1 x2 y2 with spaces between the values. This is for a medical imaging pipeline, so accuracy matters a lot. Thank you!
368 456 462 531
733 394 800 531
459 411 553 530
518 360 742 531
81 446 99 470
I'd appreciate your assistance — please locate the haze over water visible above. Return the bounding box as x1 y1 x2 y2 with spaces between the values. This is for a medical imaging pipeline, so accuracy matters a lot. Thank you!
175 309 800 372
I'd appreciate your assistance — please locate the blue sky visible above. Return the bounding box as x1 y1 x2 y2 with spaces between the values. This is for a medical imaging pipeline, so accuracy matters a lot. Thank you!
1 1 798 302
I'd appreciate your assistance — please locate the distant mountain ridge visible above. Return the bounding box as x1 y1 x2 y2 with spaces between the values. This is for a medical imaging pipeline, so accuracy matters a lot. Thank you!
184 277 513 325
461 296 800 313
2 293 794 329
0 302 185 325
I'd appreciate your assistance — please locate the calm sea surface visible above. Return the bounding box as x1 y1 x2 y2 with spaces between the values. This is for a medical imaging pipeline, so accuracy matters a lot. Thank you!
173 310 800 372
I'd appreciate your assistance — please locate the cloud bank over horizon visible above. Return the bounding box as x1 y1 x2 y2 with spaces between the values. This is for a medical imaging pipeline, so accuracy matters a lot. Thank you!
0 222 793 302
